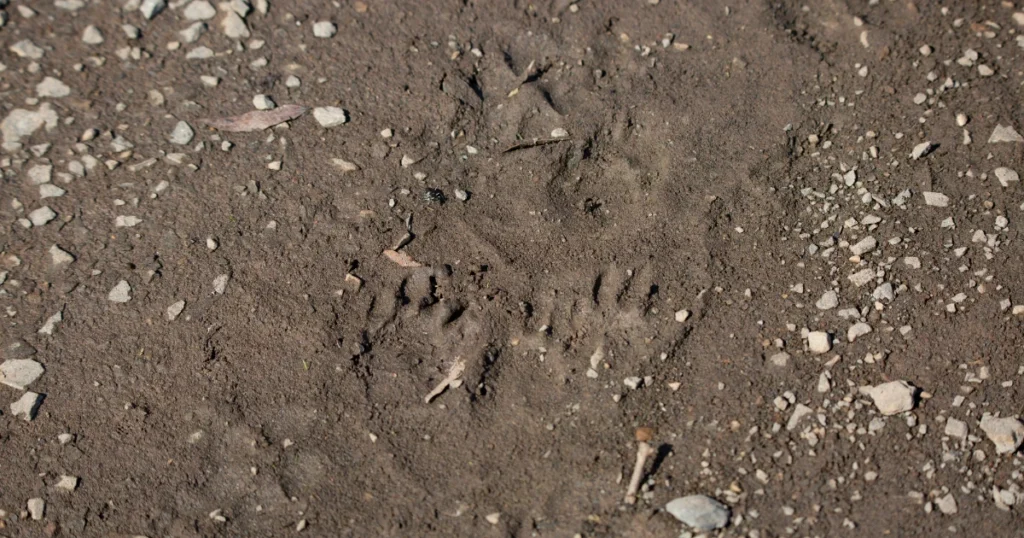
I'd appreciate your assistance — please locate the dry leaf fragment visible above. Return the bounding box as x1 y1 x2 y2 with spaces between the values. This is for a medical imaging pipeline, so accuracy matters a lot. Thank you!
424 358 466 403
383 249 422 267
202 104 308 132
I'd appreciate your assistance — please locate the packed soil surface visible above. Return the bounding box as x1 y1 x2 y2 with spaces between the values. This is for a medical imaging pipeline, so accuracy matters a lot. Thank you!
2 0 1024 536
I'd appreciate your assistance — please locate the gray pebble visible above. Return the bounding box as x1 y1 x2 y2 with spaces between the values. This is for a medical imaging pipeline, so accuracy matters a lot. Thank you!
665 495 731 531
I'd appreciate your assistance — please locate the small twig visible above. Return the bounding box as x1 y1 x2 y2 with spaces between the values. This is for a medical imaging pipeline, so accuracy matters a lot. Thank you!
502 137 570 153
424 358 466 403
393 214 415 250
624 427 656 504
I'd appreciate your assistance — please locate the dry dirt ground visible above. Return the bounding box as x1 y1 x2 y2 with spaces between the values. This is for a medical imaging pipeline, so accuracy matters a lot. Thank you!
2 0 1024 536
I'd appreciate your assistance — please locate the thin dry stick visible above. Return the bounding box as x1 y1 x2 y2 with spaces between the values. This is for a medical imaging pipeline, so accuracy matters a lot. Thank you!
424 358 466 403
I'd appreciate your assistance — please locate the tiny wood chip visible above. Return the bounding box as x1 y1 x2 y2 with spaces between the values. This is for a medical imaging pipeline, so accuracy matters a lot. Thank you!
383 249 422 267
202 104 308 132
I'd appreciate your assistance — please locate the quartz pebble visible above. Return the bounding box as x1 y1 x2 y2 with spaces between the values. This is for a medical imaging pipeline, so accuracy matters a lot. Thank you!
166 300 186 321
82 25 104 44
313 107 348 127
183 0 216 20
989 125 1024 143
665 495 730 531
313 21 337 38
866 380 918 415
910 141 936 159
923 192 949 207
55 475 79 492
994 167 1019 187
808 331 831 354
253 94 275 110
140 0 166 19
27 498 44 520
169 121 194 145
11 391 44 421
979 415 1024 455
0 359 44 390
815 290 838 310
36 77 70 98
108 280 132 303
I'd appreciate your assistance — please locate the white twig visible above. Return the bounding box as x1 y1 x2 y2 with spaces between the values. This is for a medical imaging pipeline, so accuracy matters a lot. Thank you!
424 358 466 403
624 441 655 504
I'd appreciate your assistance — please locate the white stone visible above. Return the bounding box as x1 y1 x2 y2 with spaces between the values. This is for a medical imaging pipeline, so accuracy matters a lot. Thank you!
0 359 44 390
848 268 874 287
253 94 275 110
108 280 132 303
26 497 45 519
55 475 79 492
910 141 936 159
10 39 44 59
213 274 229 294
115 215 142 227
989 125 1024 143
38 311 62 335
82 25 104 44
944 418 968 440
871 282 894 302
285 75 301 88
313 21 337 38
186 46 214 59
551 127 569 138
123 24 141 39
27 164 52 184
1 104 59 145
994 167 1019 187
807 331 831 354
923 191 949 207
169 121 194 145
36 77 70 98
674 309 691 322
867 380 917 415
936 494 958 515
849 236 877 256
39 184 65 198
768 352 790 368
167 300 186 321
847 322 872 342
183 0 216 20
313 106 348 127
11 391 43 421
49 245 74 265
180 22 207 43
221 11 250 39
331 158 360 172
787 403 813 430
28 206 57 226
979 415 1024 455
140 0 166 19
815 290 838 310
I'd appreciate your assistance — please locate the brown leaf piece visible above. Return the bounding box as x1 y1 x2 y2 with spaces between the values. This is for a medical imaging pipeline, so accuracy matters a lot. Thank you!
202 104 308 132
383 249 422 268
